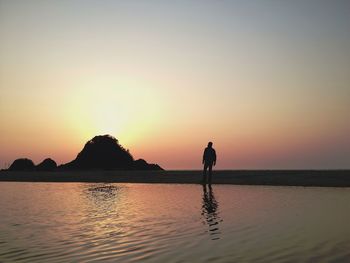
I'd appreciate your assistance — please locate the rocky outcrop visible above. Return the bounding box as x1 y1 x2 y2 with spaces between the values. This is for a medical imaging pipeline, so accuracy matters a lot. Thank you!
133 159 163 170
9 158 35 171
36 158 57 171
61 135 163 170
7 135 163 172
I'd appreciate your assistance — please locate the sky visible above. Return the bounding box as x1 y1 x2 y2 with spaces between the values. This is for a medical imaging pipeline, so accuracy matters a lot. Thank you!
0 0 349 169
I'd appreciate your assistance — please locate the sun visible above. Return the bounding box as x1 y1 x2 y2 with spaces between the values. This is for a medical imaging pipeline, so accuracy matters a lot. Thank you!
63 75 164 146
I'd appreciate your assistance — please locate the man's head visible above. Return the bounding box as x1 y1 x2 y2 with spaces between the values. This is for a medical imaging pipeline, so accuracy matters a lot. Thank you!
208 142 213 148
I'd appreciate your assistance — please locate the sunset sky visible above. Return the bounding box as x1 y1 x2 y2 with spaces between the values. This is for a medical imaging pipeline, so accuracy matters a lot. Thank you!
0 0 349 169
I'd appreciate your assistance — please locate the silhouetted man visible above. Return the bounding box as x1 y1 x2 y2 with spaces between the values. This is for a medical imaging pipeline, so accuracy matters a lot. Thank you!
202 142 216 184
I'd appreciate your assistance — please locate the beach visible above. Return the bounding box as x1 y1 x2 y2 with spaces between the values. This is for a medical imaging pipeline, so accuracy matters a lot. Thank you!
1 170 349 187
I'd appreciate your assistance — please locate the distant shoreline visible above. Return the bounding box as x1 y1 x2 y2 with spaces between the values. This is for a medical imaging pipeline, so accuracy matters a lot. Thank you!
1 170 350 187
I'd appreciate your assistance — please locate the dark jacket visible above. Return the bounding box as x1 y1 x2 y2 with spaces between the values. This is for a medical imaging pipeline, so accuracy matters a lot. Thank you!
203 147 216 164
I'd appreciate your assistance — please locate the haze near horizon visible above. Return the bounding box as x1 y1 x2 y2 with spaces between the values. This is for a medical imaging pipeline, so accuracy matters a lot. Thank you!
0 0 349 169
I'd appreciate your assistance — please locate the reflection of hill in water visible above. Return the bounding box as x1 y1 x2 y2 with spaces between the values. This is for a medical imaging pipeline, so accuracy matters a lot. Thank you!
88 185 119 200
201 185 222 240
84 184 122 212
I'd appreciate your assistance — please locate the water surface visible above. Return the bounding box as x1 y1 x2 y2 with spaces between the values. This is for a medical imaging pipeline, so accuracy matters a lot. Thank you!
0 182 349 262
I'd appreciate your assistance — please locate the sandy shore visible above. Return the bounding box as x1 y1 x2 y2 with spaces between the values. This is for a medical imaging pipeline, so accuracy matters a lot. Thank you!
0 170 350 187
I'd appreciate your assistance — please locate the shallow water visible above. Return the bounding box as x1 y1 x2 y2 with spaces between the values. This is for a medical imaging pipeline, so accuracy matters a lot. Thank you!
0 182 349 262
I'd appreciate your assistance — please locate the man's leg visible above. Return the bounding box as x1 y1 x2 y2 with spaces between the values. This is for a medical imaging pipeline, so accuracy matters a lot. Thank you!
208 164 213 184
203 163 208 184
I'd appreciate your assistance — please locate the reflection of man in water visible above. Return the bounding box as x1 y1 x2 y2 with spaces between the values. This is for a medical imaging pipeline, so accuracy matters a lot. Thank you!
202 142 216 184
201 184 221 240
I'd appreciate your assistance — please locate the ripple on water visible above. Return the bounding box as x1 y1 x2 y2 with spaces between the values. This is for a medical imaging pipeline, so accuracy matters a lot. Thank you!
0 183 350 262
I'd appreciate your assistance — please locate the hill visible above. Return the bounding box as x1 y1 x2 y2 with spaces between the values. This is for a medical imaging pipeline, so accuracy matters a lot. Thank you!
60 135 163 170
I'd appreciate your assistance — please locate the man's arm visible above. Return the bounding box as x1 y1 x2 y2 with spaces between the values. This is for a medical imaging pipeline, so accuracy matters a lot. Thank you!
202 149 205 164
213 150 217 166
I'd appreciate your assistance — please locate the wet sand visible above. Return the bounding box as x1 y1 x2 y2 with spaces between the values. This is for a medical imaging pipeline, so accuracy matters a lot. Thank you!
0 170 349 187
